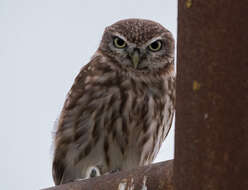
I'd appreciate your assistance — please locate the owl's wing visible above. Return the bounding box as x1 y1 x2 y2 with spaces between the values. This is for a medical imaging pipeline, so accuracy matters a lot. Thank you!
52 157 66 185
162 75 176 141
52 55 104 185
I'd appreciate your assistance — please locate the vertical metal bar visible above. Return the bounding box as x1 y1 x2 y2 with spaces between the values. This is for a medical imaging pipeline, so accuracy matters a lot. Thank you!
175 1 248 189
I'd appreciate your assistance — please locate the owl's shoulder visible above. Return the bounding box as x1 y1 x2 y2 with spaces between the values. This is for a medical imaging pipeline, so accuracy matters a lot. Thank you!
63 53 115 111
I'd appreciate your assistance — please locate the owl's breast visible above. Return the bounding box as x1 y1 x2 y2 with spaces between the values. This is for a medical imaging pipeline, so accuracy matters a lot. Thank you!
59 70 174 169
107 76 174 165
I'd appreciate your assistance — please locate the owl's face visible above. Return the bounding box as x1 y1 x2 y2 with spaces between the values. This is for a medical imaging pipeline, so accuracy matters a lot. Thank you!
99 19 174 72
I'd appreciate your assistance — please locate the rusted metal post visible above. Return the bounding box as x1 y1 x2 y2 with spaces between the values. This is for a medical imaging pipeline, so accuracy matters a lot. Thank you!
42 160 173 190
175 1 248 190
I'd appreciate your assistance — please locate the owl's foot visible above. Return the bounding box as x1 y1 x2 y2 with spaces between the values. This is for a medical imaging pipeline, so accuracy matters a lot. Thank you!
73 166 101 182
86 166 101 178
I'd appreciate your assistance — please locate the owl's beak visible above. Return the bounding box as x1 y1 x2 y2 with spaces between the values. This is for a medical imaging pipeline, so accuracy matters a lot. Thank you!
131 49 140 69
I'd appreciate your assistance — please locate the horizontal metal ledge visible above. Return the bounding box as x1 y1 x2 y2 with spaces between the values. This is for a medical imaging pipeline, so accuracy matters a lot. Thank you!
42 160 173 190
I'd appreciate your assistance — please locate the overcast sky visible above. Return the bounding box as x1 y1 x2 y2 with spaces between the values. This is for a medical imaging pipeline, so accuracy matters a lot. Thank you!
0 0 177 189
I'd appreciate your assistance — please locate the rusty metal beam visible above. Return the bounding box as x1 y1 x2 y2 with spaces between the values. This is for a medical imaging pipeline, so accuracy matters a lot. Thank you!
175 1 248 190
42 160 173 190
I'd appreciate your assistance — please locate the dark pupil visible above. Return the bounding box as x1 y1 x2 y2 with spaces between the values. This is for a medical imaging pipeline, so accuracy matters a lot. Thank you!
117 38 124 46
151 41 159 49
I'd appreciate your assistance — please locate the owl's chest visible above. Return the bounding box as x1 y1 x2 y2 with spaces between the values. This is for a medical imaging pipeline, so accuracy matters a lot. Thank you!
81 75 168 127
105 78 166 120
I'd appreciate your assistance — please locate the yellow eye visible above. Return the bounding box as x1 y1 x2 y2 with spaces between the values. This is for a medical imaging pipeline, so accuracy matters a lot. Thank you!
113 37 127 48
148 40 162 52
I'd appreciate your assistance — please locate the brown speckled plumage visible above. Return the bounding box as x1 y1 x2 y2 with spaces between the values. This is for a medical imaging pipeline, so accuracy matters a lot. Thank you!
52 18 175 185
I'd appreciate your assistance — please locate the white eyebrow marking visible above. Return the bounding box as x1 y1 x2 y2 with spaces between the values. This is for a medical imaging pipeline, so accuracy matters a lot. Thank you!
143 36 163 47
111 32 128 42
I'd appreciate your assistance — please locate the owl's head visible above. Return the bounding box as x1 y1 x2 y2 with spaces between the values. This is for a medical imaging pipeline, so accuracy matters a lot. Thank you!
98 19 174 72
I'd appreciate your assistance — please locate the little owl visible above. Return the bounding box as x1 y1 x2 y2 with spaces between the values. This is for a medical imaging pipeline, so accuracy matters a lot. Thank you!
52 18 175 185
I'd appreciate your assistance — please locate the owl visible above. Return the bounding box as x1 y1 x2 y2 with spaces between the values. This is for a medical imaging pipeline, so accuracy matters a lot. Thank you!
52 18 175 185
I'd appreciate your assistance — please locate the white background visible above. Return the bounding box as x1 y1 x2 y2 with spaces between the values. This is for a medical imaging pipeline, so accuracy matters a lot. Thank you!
0 0 177 189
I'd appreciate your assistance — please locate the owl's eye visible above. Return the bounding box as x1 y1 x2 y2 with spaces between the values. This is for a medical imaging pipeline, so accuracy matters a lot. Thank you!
113 37 127 48
148 40 162 52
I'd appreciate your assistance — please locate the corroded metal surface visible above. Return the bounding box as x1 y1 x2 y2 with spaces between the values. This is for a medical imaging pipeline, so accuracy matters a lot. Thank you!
175 1 248 190
42 160 173 190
